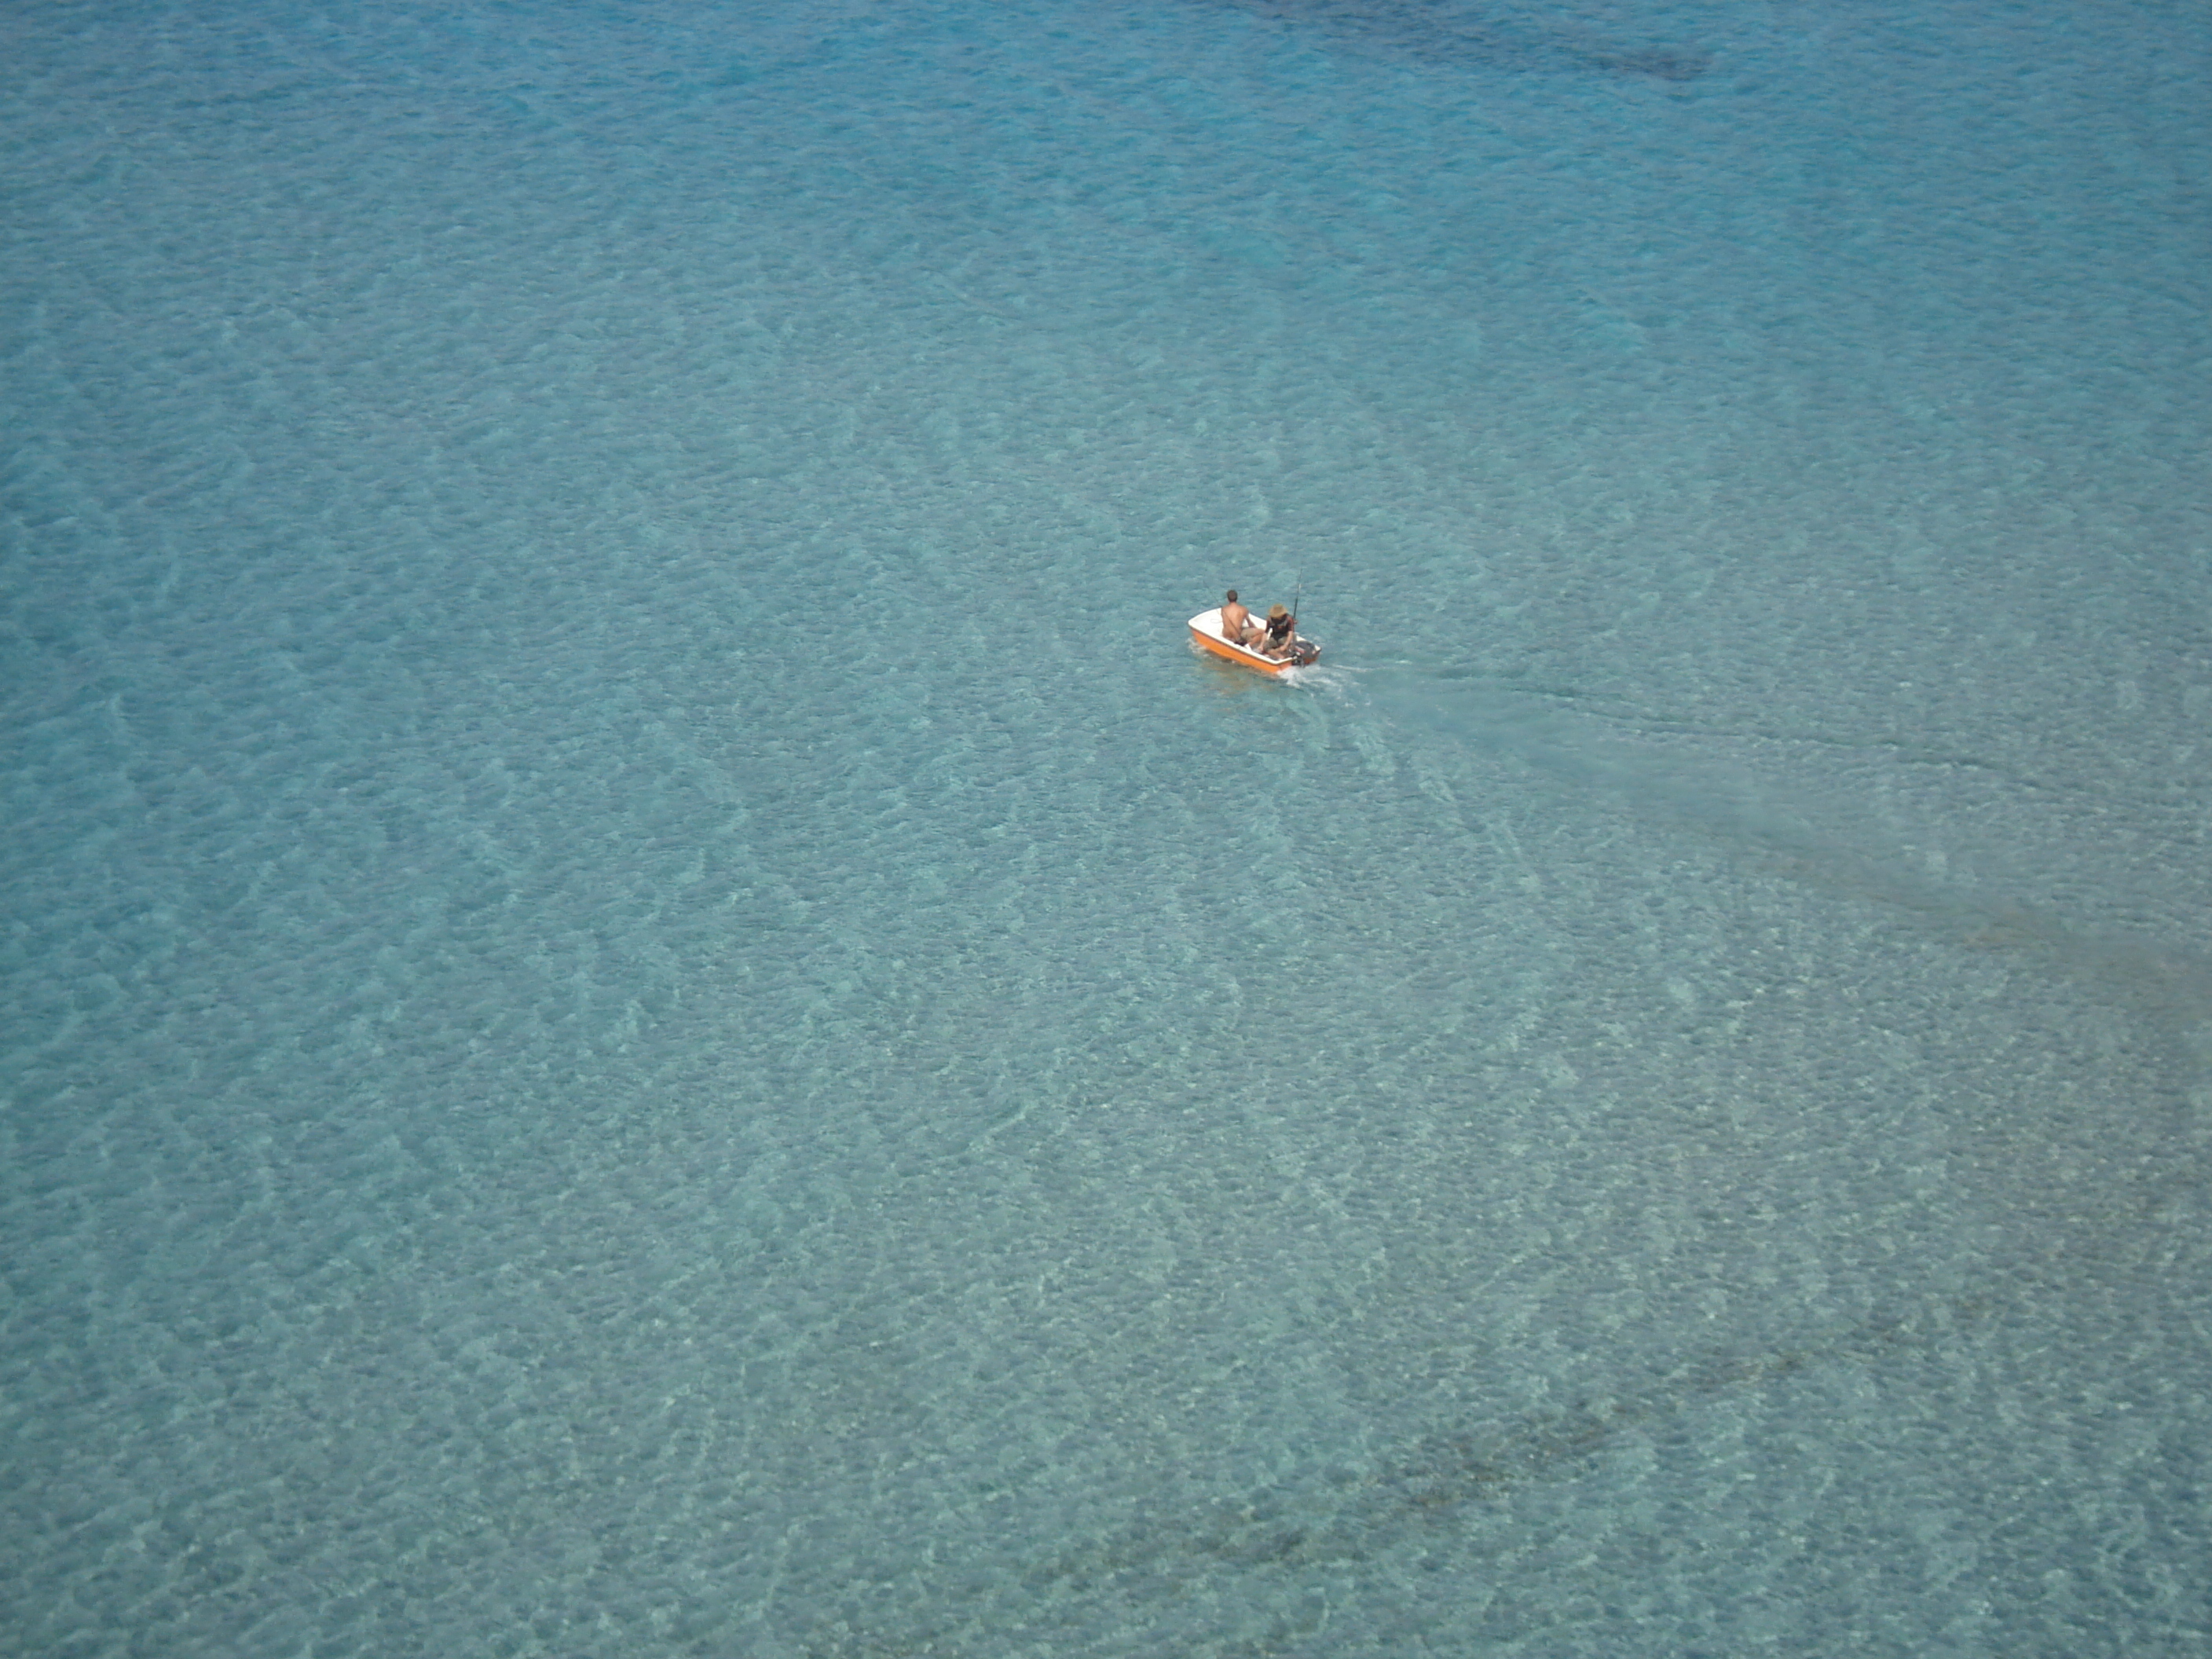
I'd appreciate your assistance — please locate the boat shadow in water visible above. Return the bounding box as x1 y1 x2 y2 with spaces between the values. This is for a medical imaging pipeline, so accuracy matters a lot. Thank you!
1214 0 1713 82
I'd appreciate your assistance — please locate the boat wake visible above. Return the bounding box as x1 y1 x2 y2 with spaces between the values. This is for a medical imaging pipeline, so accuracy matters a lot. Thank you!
1276 662 1361 697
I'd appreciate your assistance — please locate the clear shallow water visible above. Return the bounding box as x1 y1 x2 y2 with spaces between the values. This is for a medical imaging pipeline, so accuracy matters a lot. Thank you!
3 0 2207 1653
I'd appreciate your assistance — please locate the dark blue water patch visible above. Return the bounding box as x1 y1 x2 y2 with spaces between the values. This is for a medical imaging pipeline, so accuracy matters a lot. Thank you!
1214 0 1712 82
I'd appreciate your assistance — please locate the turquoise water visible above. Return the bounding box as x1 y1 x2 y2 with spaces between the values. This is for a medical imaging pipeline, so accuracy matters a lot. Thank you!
4 0 2207 1652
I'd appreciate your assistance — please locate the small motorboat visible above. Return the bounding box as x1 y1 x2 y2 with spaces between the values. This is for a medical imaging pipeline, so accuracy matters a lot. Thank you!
1188 606 1320 674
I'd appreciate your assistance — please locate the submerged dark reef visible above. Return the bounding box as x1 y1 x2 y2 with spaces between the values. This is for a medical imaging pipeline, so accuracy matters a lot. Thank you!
793 1292 2012 1657
1022 1292 1994 1597
1215 0 1713 82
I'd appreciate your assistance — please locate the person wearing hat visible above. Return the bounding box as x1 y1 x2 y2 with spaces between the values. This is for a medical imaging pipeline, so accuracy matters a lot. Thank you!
1259 602 1297 658
1220 588 1260 646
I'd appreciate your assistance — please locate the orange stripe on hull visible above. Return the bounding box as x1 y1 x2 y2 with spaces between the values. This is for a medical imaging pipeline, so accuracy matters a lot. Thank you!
1190 624 1295 674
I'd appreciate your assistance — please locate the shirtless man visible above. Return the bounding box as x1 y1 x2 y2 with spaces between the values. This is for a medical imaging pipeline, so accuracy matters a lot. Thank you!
1219 588 1261 646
